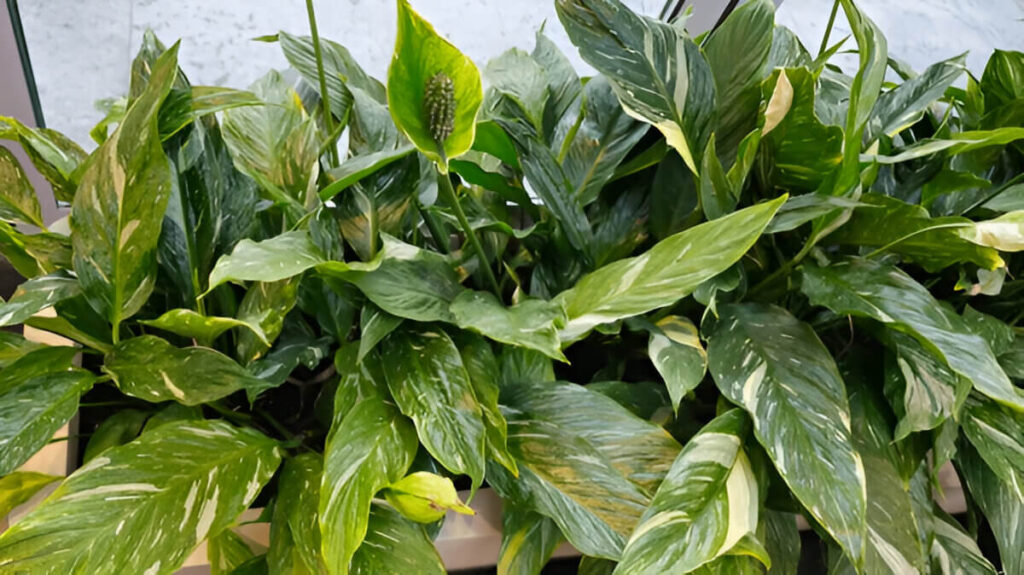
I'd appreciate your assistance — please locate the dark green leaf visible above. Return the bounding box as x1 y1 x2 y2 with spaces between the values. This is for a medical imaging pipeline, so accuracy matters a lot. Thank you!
82 409 150 463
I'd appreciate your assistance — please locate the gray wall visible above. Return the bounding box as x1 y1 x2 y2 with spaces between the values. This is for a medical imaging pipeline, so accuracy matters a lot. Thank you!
15 0 1024 148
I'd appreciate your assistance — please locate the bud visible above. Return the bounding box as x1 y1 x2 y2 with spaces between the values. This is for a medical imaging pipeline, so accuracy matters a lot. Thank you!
383 471 474 523
423 72 456 146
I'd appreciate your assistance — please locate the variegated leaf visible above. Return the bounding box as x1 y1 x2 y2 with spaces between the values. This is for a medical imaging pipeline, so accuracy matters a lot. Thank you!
557 197 785 341
615 409 760 575
706 303 866 568
802 258 1024 411
957 441 1023 574
556 0 715 174
450 291 566 362
647 316 706 412
379 328 487 487
0 271 81 327
349 503 445 575
0 420 281 575
498 506 563 575
140 309 269 347
268 453 325 575
959 393 1024 501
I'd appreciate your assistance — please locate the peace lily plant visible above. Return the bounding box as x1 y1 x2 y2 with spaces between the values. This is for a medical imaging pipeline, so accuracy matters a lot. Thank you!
1 0 1023 573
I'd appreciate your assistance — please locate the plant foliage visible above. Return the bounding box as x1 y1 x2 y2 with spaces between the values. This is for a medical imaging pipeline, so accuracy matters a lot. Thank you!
1 0 1023 573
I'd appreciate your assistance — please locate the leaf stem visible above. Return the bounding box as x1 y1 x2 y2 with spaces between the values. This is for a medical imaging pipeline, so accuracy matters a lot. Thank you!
818 0 841 58
435 163 501 296
305 0 339 168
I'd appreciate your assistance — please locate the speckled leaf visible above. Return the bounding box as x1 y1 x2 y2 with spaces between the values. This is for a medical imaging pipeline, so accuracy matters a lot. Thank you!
140 309 269 347
0 348 93 476
929 511 997 575
0 420 281 575
562 76 647 206
0 116 87 203
268 453 325 575
802 258 1024 411
379 328 486 486
320 234 462 323
489 379 679 559
866 54 966 143
319 396 417 575
104 335 267 406
0 472 60 518
615 409 760 575
703 0 774 162
846 383 927 574
0 147 44 228
647 316 707 412
957 441 1024 574
705 303 866 568
959 393 1024 501
207 231 325 291
0 221 72 279
884 331 970 441
453 331 517 475
349 503 445 575
451 291 565 362
70 45 177 328
387 0 482 166
556 0 715 174
557 196 784 341
357 303 403 362
0 271 80 327
498 506 563 575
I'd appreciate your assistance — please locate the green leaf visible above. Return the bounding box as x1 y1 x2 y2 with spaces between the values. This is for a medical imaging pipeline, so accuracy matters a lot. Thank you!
957 441 1023 574
0 349 93 476
450 291 565 362
647 316 706 412
828 194 1003 273
320 396 417 575
379 328 486 487
0 271 81 328
235 279 301 366
489 379 679 559
758 68 843 192
562 76 647 206
703 0 774 163
0 472 60 518
104 335 267 406
319 234 461 323
349 503 445 575
838 0 887 157
0 221 72 279
959 393 1024 500
866 54 966 142
0 116 86 203
357 303 403 362
763 511 801 575
532 31 582 145
845 382 926 574
764 195 865 234
485 48 548 131
453 331 517 475
208 530 256 575
705 303 866 568
70 44 177 329
221 70 320 201
278 30 385 106
802 258 1024 411
0 331 45 369
318 145 416 199
962 305 1015 356
929 511 997 575
0 147 44 228
556 0 715 175
866 128 1024 164
82 409 151 463
883 331 970 441
0 420 281 574
383 471 474 523
980 49 1024 109
498 506 563 575
268 453 325 575
140 309 270 347
207 231 325 291
387 0 482 166
557 196 785 341
615 409 759 575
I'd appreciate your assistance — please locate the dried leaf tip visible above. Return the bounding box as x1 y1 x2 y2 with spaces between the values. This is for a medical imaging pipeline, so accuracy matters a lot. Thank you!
424 72 455 146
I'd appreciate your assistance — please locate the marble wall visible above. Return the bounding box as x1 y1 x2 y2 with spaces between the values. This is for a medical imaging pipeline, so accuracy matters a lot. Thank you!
17 0 1024 147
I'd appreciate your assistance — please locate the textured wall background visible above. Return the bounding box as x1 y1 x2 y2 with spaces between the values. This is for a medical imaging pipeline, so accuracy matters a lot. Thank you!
17 0 1024 147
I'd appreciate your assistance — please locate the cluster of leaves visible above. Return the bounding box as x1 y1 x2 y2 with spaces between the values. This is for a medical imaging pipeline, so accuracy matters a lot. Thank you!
1 0 1023 573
